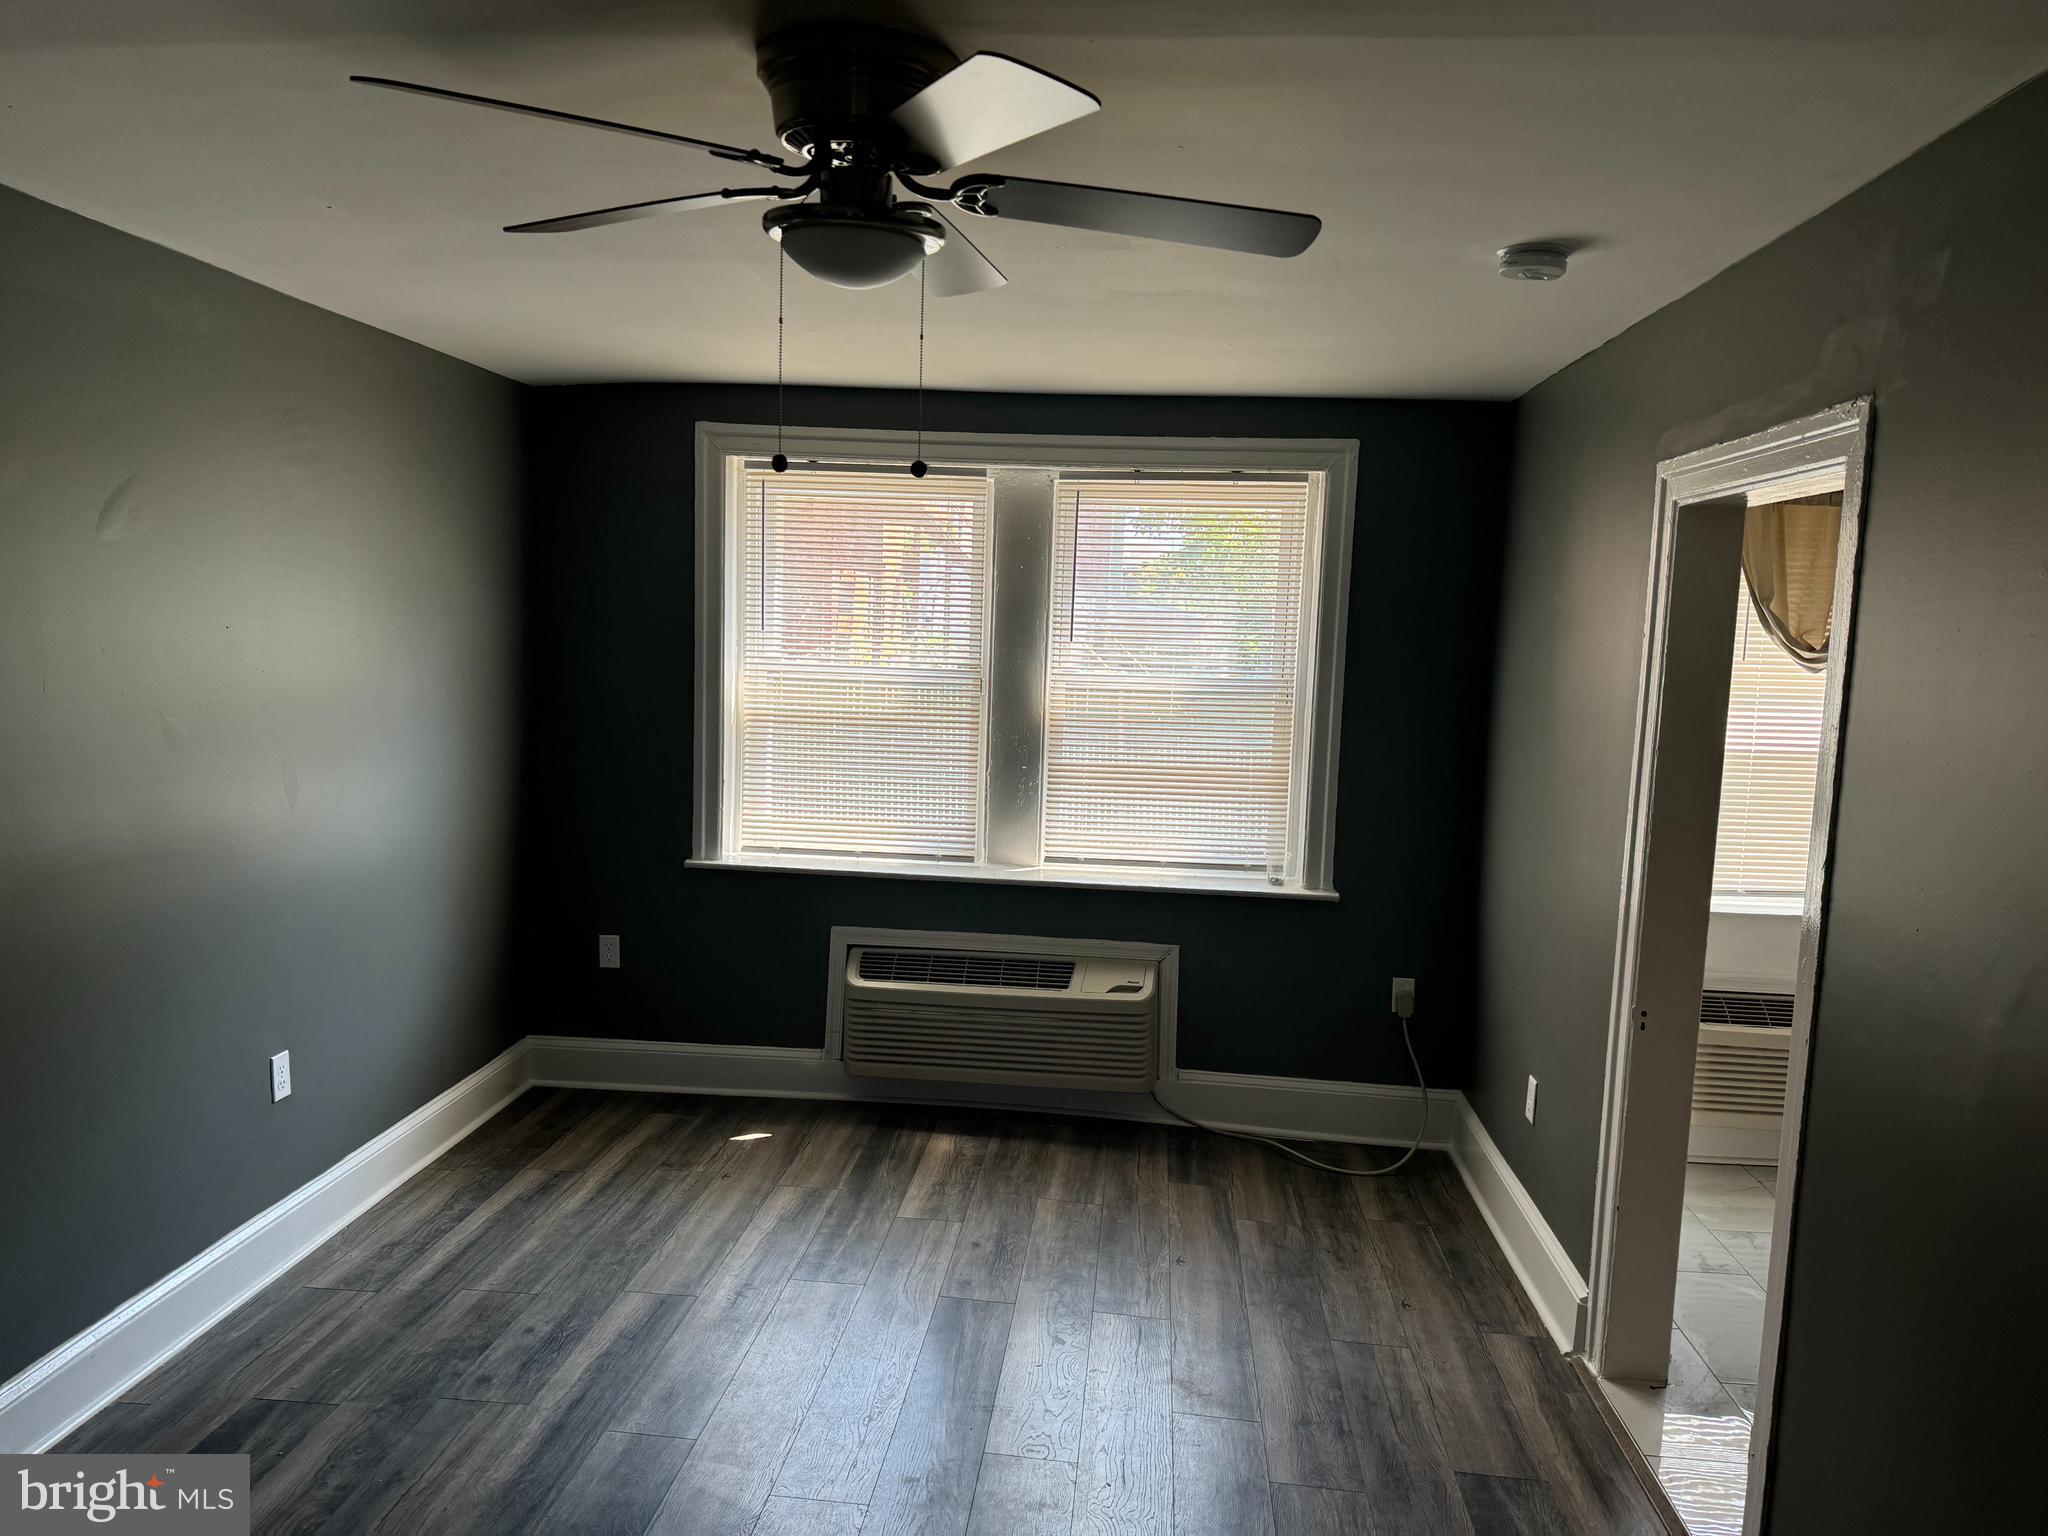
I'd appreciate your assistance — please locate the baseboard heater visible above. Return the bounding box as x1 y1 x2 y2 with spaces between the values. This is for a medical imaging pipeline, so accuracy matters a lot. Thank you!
841 942 1159 1092
1689 990 1793 1165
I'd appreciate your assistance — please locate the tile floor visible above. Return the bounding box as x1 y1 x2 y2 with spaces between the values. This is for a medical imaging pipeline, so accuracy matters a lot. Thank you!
1602 1161 1777 1536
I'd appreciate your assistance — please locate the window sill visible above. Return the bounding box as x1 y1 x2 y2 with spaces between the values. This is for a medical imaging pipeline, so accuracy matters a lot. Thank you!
685 854 1339 902
1710 895 1805 917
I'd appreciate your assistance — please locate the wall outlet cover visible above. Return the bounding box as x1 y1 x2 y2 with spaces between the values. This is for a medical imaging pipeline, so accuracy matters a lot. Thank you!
270 1050 292 1103
598 934 621 969
1524 1075 1538 1123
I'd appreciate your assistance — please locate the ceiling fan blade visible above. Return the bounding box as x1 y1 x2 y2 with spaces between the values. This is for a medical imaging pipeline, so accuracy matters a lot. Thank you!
925 212 1007 297
958 175 1320 257
505 188 789 234
891 54 1100 172
350 76 792 170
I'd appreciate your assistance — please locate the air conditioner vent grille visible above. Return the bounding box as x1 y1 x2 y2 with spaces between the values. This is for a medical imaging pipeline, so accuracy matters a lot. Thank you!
1699 989 1794 1029
843 1001 1153 1086
840 933 1161 1093
1692 1025 1793 1118
858 948 1077 991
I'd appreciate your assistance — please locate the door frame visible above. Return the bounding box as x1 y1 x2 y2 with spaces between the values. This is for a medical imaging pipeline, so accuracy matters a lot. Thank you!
1583 400 1872 1534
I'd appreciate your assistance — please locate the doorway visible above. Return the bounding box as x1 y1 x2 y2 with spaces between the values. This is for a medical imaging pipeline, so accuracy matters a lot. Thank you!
1584 402 1871 1535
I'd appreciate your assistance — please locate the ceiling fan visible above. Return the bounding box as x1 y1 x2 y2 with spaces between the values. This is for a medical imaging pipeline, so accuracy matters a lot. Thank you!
352 19 1322 297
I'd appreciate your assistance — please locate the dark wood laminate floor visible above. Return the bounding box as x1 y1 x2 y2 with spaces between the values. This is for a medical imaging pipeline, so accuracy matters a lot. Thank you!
59 1089 1667 1535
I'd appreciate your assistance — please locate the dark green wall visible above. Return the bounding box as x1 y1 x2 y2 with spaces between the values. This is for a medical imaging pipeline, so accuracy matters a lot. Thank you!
0 186 524 1384
516 386 1515 1086
1473 77 2048 1531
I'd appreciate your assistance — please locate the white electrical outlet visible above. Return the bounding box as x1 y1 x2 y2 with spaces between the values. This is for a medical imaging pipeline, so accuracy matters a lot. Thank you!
271 1050 292 1103
598 934 621 969
1391 977 1416 1019
1524 1075 1539 1123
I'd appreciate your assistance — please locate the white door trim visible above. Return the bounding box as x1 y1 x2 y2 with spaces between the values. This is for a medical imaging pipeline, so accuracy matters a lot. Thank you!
1584 399 1871 1536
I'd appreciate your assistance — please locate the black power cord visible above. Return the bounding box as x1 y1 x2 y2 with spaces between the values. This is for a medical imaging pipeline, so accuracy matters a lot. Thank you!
1149 1013 1429 1177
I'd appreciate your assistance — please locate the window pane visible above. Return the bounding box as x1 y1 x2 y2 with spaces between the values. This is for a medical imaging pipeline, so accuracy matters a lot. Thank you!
734 466 990 859
1712 582 1828 898
1043 477 1317 876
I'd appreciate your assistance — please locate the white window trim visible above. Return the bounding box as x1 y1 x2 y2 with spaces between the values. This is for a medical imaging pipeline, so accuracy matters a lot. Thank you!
691 421 1358 898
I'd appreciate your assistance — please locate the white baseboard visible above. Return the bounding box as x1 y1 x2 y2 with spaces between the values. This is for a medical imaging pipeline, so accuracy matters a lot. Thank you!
528 1036 1457 1148
1166 1070 1458 1148
1448 1097 1589 1352
528 1036 841 1098
531 1034 1180 1126
0 1040 533 1453
5 1032 1580 1453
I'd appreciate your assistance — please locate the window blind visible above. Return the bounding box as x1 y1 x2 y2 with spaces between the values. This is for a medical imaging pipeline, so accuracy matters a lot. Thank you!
733 465 991 860
1043 476 1318 875
1712 581 1828 901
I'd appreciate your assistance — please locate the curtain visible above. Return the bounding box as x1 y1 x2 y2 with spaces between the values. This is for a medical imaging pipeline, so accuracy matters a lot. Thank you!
1741 495 1840 672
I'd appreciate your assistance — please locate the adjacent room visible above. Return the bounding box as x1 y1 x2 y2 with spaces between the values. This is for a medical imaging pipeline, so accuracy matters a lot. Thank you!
4 5 2044 1534
1598 482 1852 1534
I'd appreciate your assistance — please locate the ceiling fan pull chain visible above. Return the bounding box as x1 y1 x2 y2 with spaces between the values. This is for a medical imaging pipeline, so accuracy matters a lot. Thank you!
772 241 789 473
911 261 929 478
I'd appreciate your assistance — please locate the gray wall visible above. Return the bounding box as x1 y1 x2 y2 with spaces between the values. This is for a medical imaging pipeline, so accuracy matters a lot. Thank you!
1474 77 2048 1531
0 186 523 1384
516 385 1514 1087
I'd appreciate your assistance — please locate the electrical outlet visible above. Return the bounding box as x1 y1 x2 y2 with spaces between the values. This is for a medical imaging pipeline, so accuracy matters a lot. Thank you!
1524 1075 1539 1123
1391 977 1416 1019
271 1050 292 1103
598 934 621 969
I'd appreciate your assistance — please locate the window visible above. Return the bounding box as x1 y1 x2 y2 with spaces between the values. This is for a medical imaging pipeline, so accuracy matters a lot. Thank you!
694 425 1356 897
1045 478 1317 876
732 467 990 860
1711 580 1828 912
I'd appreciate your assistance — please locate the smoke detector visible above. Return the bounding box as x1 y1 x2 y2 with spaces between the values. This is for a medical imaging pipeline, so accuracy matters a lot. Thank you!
1498 243 1571 281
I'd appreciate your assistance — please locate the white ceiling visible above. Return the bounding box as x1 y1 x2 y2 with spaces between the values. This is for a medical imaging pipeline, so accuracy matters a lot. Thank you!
3 1 2044 397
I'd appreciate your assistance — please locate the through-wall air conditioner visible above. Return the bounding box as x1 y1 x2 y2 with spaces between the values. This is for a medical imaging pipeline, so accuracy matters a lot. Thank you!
1689 991 1793 1164
841 943 1159 1092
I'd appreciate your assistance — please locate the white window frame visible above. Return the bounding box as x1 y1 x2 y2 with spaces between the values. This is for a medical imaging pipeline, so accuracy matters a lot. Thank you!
690 421 1357 899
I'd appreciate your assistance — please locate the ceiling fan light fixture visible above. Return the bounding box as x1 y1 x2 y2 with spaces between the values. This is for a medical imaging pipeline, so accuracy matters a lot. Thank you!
766 204 944 289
